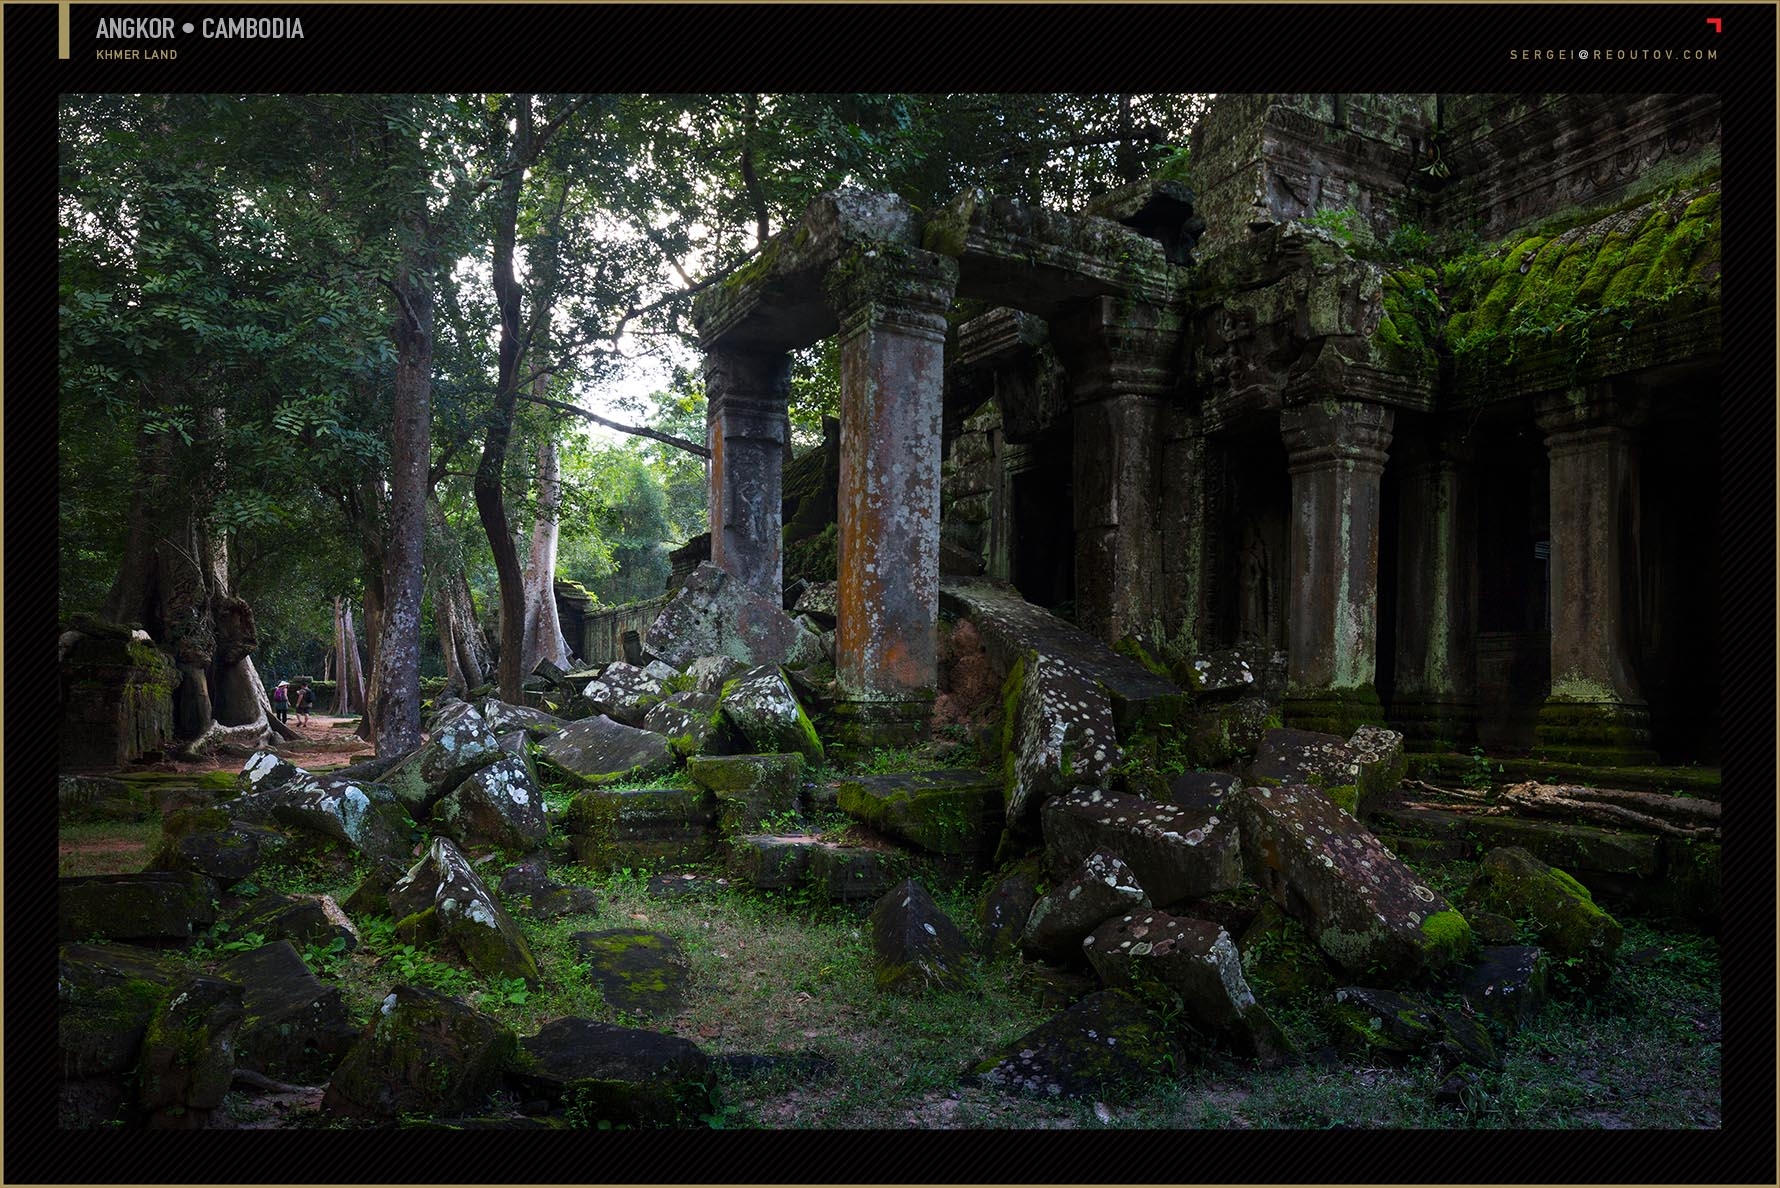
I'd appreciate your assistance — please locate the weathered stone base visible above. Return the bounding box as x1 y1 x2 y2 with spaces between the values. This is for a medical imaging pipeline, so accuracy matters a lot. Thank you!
1282 685 1385 736
1534 700 1659 765
830 697 932 749
1389 696 1477 752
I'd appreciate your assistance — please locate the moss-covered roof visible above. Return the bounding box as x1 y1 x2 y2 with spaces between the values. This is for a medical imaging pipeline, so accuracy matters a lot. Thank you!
1372 180 1721 396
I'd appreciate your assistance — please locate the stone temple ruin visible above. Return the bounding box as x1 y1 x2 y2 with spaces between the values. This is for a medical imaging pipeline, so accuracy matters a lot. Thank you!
59 94 1723 1126
690 92 1722 767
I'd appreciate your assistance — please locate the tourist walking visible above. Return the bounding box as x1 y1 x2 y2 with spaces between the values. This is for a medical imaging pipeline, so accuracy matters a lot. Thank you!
272 680 290 724
294 680 314 726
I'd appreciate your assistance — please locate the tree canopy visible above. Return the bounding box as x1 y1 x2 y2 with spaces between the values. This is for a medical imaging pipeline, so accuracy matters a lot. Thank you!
59 92 1209 745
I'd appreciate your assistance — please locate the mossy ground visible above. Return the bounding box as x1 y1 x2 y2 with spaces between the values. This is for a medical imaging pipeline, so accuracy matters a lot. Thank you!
60 772 1717 1130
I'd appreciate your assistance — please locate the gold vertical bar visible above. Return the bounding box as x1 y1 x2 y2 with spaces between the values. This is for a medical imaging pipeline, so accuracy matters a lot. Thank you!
60 1 72 58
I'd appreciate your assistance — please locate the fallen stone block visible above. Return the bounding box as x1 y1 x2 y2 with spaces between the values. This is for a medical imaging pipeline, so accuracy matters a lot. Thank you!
1237 784 1471 981
1167 771 1243 810
688 752 804 834
836 769 1001 856
537 714 677 788
59 872 219 945
322 985 517 1122
1250 725 1406 820
414 705 506 795
150 820 293 887
570 928 691 1016
725 834 902 902
512 1016 712 1126
1177 697 1276 767
228 767 412 862
1462 847 1621 986
229 892 358 953
1001 652 1119 832
719 665 825 765
581 661 666 727
1172 649 1263 700
976 865 1040 960
643 691 725 758
476 699 568 738
644 563 823 671
684 654 747 695
138 975 244 1128
431 753 549 853
219 941 359 1084
565 786 717 870
389 838 540 986
868 878 974 994
1041 786 1242 906
1021 849 1150 964
1083 911 1293 1065
1328 985 1499 1071
1460 945 1550 1036
496 859 601 921
972 989 1186 1097
238 749 307 798
58 943 185 1127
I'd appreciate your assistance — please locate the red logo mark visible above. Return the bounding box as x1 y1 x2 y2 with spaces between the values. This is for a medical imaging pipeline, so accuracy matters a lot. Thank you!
1705 17 1722 31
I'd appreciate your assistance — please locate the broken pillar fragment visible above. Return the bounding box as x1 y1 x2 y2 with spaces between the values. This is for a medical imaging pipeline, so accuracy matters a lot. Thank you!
822 245 959 746
704 346 792 596
1278 399 1394 735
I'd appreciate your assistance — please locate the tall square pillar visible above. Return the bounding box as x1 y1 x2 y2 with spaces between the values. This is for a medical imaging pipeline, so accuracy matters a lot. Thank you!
1279 400 1394 734
704 347 791 596
1534 386 1656 763
1391 434 1476 749
822 246 959 745
1051 297 1184 646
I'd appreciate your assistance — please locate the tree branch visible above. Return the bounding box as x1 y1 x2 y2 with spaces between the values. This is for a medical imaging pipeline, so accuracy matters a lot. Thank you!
517 391 709 458
609 242 766 343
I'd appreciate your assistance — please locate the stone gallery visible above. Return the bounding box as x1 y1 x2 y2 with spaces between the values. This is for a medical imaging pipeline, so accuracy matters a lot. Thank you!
690 92 1720 766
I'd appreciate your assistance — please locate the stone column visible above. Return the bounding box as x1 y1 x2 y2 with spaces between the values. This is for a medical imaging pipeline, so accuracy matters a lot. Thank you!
1051 297 1184 646
1279 400 1394 735
1534 385 1656 763
704 347 791 596
1391 433 1476 750
821 246 959 745
1160 406 1207 656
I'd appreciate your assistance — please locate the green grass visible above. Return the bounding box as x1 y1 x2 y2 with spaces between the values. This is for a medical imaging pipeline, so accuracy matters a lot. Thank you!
62 806 1718 1130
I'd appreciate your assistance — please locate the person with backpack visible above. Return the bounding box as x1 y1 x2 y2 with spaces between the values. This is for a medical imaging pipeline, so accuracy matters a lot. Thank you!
272 680 290 724
294 680 314 726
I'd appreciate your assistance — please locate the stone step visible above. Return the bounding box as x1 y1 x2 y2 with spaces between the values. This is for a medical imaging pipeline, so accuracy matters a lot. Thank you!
1404 753 1720 799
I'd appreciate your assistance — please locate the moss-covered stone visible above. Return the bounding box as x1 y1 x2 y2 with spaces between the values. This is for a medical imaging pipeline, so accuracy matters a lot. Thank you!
514 1016 713 1127
835 769 1001 857
59 872 219 945
138 975 245 1128
1462 846 1622 987
322 985 518 1122
570 929 690 1016
973 989 1187 1097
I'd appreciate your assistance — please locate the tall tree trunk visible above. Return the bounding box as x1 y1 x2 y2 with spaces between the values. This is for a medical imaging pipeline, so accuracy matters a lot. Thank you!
330 597 367 716
345 605 367 713
521 435 573 673
475 96 537 704
357 576 383 741
426 496 490 698
372 223 433 757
